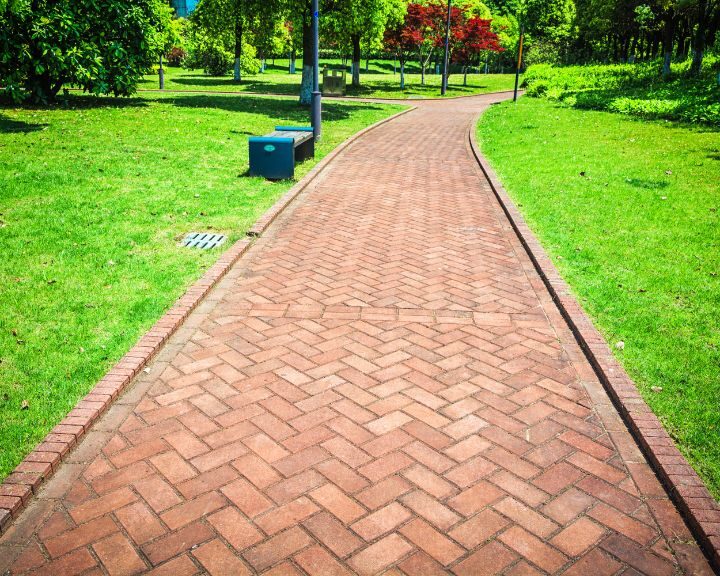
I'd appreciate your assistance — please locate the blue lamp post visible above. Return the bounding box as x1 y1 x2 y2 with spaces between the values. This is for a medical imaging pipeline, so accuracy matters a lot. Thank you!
441 0 451 96
310 0 322 140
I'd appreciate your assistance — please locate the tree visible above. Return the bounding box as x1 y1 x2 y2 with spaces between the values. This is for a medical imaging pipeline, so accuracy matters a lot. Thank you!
0 0 171 103
405 3 438 84
325 0 404 86
690 0 714 75
426 1 465 76
384 5 418 88
191 0 282 82
490 13 519 71
452 16 503 83
396 2 451 85
284 0 315 104
523 0 576 63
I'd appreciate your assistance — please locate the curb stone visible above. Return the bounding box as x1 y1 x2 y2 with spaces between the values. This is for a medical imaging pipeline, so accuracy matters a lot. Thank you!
468 116 720 573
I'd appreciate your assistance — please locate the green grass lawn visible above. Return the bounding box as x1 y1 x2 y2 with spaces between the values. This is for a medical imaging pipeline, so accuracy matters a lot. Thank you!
139 60 517 99
478 97 720 498
0 93 402 479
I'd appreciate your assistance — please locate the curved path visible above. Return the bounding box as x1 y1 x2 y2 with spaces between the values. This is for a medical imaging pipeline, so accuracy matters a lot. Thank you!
0 94 712 575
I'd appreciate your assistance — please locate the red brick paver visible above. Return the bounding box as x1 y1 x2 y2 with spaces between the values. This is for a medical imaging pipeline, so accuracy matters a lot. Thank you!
0 94 713 575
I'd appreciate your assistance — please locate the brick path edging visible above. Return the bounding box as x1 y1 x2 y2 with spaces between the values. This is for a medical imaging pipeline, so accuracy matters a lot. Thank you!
0 105 414 535
468 118 720 572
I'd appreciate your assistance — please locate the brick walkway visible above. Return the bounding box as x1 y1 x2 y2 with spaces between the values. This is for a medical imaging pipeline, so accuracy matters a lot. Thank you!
0 94 712 575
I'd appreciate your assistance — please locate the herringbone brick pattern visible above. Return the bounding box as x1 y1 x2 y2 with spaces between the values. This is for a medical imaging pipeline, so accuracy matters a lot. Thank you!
1 95 711 575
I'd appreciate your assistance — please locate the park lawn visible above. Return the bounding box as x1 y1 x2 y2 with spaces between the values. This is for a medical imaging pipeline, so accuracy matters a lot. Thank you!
0 93 403 479
478 97 720 498
139 61 517 99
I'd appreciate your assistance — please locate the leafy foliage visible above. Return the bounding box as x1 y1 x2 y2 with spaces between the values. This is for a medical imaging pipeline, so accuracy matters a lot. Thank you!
184 34 235 75
523 55 720 125
452 17 504 68
0 0 172 103
385 0 503 86
166 47 187 67
190 0 283 81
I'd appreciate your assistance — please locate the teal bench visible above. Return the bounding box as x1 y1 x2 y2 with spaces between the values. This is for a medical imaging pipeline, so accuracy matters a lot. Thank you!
249 126 315 180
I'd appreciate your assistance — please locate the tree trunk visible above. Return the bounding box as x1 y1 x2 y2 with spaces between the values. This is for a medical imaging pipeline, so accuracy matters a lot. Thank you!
234 15 243 82
621 35 630 62
300 19 313 105
463 66 467 86
351 34 361 87
651 34 660 58
677 23 687 59
707 7 720 48
690 0 708 76
400 60 405 89
290 49 296 74
662 11 675 80
612 35 619 61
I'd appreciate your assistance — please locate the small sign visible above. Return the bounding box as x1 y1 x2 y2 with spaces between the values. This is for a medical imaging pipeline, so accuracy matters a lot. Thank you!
264 144 276 152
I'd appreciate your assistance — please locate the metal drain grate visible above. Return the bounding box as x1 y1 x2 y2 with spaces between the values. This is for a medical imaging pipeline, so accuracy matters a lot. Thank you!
182 232 227 250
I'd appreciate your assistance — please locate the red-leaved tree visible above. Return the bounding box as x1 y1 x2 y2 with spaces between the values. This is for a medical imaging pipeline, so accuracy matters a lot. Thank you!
384 15 420 89
452 17 504 85
387 1 503 92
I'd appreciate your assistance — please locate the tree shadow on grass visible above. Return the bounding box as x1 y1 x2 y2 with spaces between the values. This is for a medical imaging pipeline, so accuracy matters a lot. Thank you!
625 178 670 190
163 93 388 123
2 93 152 112
170 76 300 95
0 114 48 134
1 92 388 126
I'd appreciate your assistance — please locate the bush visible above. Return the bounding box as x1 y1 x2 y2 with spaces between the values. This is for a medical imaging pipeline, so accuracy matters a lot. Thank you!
183 27 261 77
166 47 187 67
184 37 233 75
522 56 720 126
523 40 565 67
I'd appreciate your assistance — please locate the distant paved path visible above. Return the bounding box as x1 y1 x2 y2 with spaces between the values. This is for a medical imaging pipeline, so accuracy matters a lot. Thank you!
0 94 711 575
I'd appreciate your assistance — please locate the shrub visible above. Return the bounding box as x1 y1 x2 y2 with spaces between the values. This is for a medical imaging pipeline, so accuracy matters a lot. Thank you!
166 47 187 67
183 25 261 77
185 38 234 75
522 57 720 126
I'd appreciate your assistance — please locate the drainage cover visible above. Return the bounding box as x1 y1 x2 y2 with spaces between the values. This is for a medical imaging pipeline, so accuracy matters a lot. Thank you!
182 232 227 250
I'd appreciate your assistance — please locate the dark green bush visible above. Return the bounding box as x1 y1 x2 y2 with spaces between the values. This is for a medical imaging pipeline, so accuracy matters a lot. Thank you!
184 38 234 75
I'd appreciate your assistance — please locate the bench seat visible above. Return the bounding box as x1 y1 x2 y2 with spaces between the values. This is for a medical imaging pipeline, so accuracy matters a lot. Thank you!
248 126 315 180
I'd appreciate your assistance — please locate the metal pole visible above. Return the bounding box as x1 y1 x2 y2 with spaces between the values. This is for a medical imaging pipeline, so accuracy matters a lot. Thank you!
513 24 524 102
159 54 165 90
310 0 322 140
441 0 452 95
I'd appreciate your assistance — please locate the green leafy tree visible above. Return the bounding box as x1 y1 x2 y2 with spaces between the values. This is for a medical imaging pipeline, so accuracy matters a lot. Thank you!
491 13 519 70
325 0 405 86
0 0 172 103
191 0 282 82
523 0 576 63
284 0 315 103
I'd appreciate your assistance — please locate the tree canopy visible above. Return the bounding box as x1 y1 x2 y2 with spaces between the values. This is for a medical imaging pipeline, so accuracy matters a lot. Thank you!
0 0 172 103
